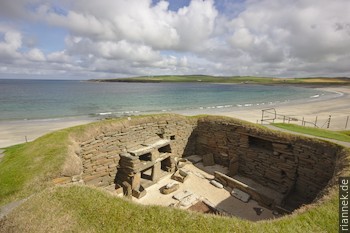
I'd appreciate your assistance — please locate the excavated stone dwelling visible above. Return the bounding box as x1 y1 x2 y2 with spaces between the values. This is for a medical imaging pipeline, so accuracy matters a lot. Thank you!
70 114 345 215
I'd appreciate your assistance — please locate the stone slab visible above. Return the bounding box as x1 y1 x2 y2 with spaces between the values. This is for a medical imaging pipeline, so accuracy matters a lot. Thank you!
231 188 250 203
173 190 193 201
128 139 170 156
179 194 199 208
185 155 203 164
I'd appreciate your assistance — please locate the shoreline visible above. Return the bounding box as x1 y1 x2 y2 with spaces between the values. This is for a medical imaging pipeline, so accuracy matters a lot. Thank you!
0 116 98 148
1 86 349 148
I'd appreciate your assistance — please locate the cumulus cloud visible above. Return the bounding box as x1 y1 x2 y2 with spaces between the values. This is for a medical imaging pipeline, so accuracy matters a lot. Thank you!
25 48 46 62
0 0 350 79
35 0 217 51
223 0 350 76
0 26 22 61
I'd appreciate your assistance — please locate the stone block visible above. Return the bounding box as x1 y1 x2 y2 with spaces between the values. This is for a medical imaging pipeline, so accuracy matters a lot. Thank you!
160 182 180 194
52 177 71 185
95 166 108 172
132 185 147 199
108 163 118 168
83 171 109 181
90 153 108 162
152 162 162 181
202 153 215 166
82 153 94 159
229 160 239 176
132 172 141 190
122 181 132 199
151 149 160 161
171 169 188 183
94 158 114 166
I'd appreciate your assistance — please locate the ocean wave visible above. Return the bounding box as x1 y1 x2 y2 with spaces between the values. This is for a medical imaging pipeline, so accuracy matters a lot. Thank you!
310 94 320 98
98 112 112 116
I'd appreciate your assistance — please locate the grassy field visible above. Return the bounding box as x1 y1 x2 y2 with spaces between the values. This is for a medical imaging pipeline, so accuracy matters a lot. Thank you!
272 123 350 142
0 185 340 233
92 75 350 85
0 115 348 232
0 130 71 206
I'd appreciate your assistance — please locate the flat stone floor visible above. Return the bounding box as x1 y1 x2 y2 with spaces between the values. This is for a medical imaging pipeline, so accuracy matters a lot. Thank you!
132 162 281 221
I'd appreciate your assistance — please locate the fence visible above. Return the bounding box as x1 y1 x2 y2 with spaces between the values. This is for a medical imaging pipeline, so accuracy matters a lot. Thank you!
261 108 350 130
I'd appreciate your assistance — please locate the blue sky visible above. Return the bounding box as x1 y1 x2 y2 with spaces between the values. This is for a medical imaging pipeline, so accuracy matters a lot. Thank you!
0 0 349 79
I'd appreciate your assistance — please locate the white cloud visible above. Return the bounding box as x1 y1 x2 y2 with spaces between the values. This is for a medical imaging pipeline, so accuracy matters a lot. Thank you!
25 48 46 62
35 0 217 51
0 26 22 61
47 51 70 63
1 0 350 78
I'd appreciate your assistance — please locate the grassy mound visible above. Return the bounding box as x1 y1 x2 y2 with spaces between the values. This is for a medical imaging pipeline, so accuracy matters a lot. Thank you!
0 130 71 206
0 115 348 232
0 185 340 233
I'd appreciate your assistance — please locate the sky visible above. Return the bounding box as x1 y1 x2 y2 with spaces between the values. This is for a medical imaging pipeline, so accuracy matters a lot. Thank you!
0 0 349 80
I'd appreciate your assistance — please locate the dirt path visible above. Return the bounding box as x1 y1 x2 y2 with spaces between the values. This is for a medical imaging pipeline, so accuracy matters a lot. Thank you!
0 150 28 220
0 198 29 220
0 149 4 163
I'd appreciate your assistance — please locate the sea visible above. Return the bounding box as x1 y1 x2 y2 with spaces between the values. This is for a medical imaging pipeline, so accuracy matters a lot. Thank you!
0 79 335 121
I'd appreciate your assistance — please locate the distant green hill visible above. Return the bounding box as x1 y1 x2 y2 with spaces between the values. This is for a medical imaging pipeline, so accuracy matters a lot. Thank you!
91 75 350 85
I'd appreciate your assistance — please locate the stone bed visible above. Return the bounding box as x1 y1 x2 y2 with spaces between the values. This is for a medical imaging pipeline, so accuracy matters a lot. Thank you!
55 114 346 219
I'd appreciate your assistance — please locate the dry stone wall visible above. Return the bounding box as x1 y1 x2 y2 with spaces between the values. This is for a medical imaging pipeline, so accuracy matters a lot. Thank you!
77 115 196 187
194 117 340 205
67 114 342 210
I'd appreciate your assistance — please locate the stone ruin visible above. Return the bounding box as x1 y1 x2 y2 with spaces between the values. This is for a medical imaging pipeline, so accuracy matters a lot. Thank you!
115 139 175 198
65 114 346 217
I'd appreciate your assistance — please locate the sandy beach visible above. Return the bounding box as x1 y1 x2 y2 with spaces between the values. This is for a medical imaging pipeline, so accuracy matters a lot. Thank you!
0 116 97 148
1 86 349 148
176 86 350 130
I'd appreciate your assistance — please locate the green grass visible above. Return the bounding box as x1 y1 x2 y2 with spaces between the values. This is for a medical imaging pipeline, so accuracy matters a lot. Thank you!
92 75 350 85
0 129 71 206
340 130 350 136
272 123 350 142
0 185 340 233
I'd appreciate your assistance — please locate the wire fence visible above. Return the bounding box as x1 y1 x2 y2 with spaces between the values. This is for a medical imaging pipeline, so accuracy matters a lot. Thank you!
261 108 350 130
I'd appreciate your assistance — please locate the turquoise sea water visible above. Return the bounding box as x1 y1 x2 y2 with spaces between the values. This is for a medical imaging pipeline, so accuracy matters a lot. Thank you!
0 79 331 121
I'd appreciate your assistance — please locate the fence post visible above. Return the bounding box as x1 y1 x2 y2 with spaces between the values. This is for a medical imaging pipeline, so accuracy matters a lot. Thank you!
327 115 331 129
302 117 304 126
314 116 318 127
346 116 349 129
283 116 285 123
